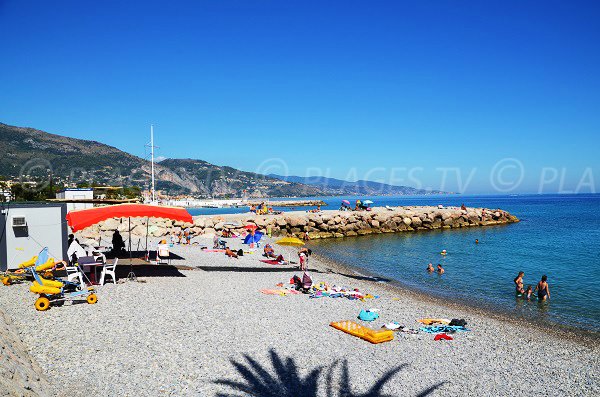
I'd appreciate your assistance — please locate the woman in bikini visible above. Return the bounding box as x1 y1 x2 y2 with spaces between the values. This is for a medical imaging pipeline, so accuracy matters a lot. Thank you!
535 275 550 301
514 271 525 295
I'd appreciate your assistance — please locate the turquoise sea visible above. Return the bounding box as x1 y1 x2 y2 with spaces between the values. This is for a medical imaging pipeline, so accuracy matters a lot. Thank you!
189 194 600 331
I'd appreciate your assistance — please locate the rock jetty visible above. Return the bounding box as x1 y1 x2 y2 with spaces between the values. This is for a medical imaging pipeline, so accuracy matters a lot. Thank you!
75 206 519 243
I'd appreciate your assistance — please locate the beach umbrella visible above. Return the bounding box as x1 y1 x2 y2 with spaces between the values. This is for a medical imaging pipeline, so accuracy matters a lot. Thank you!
275 237 305 247
275 237 305 264
243 231 263 245
66 204 193 277
363 200 374 205
342 200 350 205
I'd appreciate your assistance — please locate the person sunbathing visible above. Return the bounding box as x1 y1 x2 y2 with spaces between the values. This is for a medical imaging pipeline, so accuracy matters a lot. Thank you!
263 244 276 258
225 247 238 259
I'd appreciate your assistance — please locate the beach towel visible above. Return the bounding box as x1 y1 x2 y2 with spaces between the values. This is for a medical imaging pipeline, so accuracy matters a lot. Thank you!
419 325 470 334
260 289 300 296
418 318 451 325
434 333 453 341
202 249 226 253
260 259 284 265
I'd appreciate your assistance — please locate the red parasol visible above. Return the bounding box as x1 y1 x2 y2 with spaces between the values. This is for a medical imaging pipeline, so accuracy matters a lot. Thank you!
66 204 193 232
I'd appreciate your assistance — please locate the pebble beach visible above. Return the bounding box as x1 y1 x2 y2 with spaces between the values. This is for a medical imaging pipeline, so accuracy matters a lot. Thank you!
0 235 598 396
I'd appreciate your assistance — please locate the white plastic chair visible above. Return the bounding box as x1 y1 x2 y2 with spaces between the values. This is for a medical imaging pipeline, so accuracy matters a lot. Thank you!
65 264 85 286
156 244 171 265
99 258 118 286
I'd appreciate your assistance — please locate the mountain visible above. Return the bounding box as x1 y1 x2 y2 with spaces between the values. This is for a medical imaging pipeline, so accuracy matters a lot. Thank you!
268 174 447 196
0 122 322 198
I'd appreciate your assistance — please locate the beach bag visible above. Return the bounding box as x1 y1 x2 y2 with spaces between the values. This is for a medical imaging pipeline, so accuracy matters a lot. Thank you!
449 319 467 327
291 275 302 290
237 249 244 257
358 309 379 322
302 272 313 290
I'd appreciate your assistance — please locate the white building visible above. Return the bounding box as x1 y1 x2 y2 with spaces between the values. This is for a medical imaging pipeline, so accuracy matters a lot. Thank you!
55 188 94 212
0 203 68 270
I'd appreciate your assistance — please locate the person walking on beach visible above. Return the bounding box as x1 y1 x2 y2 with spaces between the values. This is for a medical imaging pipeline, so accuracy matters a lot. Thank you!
535 275 550 301
437 264 444 274
514 271 525 295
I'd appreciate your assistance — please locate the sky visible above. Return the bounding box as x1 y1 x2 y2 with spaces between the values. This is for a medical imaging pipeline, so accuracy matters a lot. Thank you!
1 0 599 194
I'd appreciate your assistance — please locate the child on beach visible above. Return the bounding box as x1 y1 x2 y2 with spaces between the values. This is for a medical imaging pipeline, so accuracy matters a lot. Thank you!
525 285 533 300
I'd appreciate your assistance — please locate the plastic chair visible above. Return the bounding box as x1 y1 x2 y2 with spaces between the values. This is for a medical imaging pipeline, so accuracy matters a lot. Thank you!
65 264 85 286
156 244 171 265
99 258 118 286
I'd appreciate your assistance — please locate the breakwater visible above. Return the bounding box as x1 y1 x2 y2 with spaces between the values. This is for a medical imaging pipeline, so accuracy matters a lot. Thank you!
75 206 519 243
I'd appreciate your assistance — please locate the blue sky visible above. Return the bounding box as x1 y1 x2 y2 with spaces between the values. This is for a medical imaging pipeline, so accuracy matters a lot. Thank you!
1 0 598 194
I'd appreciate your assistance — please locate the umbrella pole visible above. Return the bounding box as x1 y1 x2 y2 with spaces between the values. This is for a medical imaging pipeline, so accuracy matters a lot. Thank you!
128 216 136 281
145 216 149 251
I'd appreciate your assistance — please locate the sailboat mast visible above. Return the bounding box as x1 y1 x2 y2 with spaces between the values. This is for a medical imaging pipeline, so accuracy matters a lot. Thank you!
150 124 156 203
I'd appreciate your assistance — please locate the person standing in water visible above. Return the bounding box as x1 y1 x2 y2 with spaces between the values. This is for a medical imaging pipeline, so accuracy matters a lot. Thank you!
535 275 550 301
437 264 444 274
427 263 434 273
514 271 525 295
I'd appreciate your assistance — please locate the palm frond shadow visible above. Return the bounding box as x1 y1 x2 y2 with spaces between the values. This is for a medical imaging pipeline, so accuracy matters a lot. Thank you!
215 349 446 397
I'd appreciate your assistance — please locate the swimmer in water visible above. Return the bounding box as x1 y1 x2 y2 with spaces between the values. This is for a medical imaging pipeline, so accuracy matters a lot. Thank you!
427 263 434 273
525 285 533 300
475 239 479 244
535 275 550 301
514 271 525 295
437 264 444 274
441 249 447 255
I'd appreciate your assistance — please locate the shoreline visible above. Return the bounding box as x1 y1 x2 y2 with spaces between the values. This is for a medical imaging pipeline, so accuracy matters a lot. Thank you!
0 235 598 395
310 251 599 347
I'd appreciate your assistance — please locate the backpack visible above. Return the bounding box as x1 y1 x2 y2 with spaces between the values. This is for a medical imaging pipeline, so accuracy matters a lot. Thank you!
449 319 467 327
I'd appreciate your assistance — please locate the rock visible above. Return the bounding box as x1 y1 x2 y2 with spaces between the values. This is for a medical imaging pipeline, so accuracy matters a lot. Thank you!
100 218 120 231
402 217 412 226
411 217 422 227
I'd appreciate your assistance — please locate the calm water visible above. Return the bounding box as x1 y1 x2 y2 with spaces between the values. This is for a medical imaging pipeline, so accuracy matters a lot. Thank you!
310 194 600 331
189 194 600 331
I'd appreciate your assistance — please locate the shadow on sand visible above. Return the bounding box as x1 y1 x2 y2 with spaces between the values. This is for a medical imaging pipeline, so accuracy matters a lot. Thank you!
215 349 445 397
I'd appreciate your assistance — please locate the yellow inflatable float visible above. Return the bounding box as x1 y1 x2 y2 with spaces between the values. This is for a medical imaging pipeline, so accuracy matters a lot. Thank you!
330 321 394 344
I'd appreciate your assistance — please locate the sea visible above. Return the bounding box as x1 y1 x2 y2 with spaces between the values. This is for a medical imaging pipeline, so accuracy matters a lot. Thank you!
188 194 600 332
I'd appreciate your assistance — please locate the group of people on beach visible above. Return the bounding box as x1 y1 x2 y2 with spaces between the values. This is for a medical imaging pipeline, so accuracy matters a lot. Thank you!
514 271 550 301
169 228 192 245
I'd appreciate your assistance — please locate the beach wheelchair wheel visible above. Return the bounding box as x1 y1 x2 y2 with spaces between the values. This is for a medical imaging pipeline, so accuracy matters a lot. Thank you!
1 277 11 286
35 297 50 311
86 294 98 305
